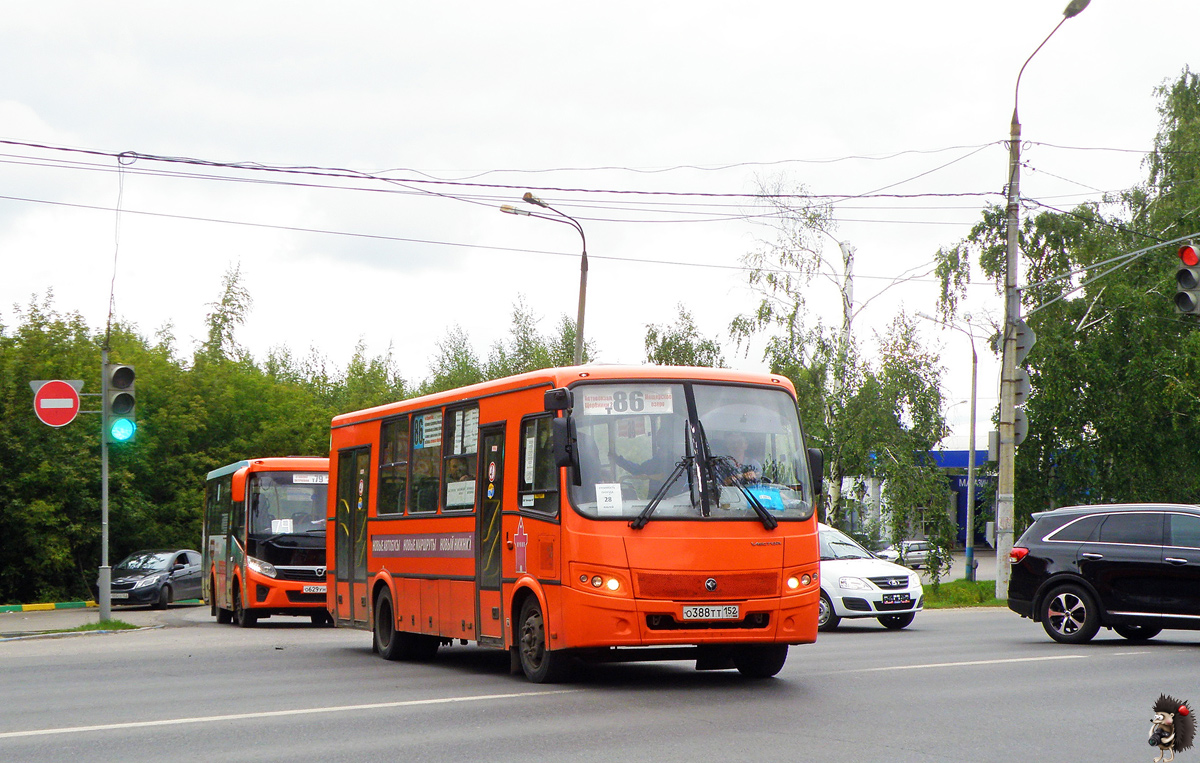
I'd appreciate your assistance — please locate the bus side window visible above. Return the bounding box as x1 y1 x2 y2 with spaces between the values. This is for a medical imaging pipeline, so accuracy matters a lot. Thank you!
410 410 443 513
519 416 558 515
378 416 409 515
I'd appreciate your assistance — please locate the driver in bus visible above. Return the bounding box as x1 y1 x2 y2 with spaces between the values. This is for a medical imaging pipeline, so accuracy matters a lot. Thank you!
714 432 761 485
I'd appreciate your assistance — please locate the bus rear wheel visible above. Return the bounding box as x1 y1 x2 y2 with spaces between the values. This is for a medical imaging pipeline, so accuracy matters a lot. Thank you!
211 578 233 623
233 584 257 628
732 644 788 678
517 597 571 683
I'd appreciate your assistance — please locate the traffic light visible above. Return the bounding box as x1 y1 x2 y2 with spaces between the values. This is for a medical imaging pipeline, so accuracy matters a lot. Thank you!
104 364 136 443
1175 242 1200 314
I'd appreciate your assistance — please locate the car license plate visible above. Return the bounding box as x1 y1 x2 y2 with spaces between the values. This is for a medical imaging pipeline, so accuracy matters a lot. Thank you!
682 604 740 620
882 593 910 605
110 593 129 600
302 585 326 594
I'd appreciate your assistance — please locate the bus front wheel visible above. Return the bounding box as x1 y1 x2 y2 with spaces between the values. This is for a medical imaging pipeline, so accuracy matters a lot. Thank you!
732 644 788 678
517 597 571 683
233 584 257 628
374 589 438 660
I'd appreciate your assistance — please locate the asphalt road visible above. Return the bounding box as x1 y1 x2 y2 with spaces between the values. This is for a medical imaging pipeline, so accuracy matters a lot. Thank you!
0 602 1193 763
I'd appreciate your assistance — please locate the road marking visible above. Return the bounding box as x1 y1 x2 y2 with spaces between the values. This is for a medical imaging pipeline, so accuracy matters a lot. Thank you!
0 690 575 740
841 654 1087 673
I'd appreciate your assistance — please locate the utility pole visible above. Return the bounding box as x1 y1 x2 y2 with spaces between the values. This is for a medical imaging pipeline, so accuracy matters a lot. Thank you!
996 0 1090 600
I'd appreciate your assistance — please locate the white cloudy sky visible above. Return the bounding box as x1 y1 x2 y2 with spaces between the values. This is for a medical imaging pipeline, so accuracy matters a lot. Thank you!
3 1 1197 445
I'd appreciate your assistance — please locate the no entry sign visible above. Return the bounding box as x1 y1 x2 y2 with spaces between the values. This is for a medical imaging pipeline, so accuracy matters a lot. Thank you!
31 379 82 427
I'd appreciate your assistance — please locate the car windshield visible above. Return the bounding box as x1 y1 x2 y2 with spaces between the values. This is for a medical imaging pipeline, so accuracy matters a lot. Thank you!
819 528 874 560
248 472 328 536
114 551 175 572
567 382 815 524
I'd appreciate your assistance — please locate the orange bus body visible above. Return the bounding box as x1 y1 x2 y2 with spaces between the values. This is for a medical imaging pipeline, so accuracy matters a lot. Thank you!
203 457 331 627
327 366 821 681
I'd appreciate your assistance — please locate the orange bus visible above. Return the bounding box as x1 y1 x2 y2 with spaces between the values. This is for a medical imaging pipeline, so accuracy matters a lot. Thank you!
204 457 331 627
327 366 823 681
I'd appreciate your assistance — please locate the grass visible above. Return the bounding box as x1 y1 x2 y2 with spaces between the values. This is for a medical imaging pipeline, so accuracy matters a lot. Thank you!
61 619 138 633
922 579 1007 609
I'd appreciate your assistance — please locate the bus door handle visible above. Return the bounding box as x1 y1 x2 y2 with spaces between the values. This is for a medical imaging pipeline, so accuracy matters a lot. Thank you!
506 532 514 550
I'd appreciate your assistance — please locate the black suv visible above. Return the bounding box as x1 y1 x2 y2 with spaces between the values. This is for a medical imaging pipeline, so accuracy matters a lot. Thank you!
1008 503 1200 644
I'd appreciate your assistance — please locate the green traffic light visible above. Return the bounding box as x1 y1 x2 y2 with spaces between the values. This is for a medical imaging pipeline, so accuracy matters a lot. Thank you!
110 418 136 442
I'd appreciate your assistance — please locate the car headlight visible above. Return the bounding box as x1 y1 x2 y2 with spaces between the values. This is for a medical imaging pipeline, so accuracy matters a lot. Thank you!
247 556 278 578
838 576 872 591
132 574 163 589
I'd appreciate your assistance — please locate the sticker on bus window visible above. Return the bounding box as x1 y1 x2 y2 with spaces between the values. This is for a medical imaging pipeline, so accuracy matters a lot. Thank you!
293 473 328 484
595 483 623 516
524 435 536 485
521 494 535 508
580 387 674 416
271 519 293 534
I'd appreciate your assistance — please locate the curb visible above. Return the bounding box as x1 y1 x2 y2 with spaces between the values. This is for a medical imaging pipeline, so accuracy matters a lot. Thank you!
0 624 164 642
0 601 97 614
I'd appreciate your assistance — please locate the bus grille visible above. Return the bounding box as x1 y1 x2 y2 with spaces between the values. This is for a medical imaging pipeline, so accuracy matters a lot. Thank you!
286 591 326 603
635 572 779 600
276 567 324 582
645 613 771 630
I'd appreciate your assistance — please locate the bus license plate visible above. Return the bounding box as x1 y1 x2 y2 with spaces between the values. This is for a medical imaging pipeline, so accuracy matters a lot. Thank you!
302 585 326 594
110 593 128 600
882 593 910 605
682 604 740 621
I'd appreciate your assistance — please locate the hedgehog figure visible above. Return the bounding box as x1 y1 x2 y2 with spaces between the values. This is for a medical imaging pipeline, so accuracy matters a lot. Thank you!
1150 694 1195 763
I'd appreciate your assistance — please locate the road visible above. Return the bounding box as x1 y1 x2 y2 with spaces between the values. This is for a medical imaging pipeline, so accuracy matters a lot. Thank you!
0 603 1190 762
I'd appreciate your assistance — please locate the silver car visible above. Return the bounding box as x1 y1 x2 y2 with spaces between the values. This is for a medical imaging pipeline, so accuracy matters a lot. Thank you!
876 540 937 570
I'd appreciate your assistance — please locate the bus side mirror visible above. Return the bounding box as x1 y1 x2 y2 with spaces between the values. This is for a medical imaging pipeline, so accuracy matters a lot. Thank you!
544 388 573 412
552 416 578 471
807 447 824 497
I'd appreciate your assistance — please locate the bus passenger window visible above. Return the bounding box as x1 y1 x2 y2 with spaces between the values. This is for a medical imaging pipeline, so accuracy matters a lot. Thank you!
519 416 558 514
410 410 443 513
444 406 479 510
378 416 409 515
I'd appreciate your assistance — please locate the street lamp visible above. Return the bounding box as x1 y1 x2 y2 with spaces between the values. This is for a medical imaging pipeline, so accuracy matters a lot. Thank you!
997 0 1089 599
500 192 589 366
919 312 986 582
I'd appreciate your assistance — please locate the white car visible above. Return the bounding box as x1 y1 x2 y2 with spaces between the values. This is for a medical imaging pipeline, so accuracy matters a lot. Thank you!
818 523 924 631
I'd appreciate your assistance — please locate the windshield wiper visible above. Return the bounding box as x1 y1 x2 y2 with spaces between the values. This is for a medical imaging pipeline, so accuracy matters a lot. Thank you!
709 455 778 530
630 457 691 530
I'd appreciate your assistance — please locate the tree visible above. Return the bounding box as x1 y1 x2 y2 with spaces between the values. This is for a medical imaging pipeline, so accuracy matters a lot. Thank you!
933 67 1200 533
734 179 950 546
644 305 726 367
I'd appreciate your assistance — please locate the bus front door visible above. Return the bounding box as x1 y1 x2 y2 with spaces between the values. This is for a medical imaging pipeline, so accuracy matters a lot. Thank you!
335 447 371 628
475 425 505 644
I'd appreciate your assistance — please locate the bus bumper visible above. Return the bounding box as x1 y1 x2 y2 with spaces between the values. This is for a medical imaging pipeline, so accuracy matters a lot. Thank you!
557 585 818 649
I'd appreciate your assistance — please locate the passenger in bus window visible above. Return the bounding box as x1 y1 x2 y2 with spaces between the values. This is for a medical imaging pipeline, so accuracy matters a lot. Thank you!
447 456 471 482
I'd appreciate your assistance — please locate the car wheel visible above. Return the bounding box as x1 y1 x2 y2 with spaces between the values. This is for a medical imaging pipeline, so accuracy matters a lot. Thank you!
517 597 571 683
817 592 840 632
233 583 257 628
877 612 915 630
155 585 171 610
1040 584 1100 644
732 645 788 678
1113 623 1161 641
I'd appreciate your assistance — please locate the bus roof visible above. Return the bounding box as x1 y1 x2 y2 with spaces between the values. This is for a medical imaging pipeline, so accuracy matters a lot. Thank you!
205 456 329 481
331 364 797 429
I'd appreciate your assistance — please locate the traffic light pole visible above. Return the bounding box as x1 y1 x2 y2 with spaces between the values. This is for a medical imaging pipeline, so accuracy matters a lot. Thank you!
99 349 111 621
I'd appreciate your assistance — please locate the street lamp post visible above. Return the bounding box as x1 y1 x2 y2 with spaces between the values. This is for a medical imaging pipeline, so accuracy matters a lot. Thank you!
996 0 1090 599
501 193 588 366
919 313 984 582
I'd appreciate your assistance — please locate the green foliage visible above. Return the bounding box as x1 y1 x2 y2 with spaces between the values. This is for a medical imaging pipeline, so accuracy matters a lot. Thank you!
922 579 1006 609
934 67 1200 536
644 305 726 367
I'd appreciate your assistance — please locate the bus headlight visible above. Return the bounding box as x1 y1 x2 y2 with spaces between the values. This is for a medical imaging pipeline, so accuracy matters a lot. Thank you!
247 556 278 579
571 565 629 597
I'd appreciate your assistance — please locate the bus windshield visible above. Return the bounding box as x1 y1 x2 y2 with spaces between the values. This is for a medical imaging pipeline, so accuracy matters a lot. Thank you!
568 382 814 523
248 472 328 536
